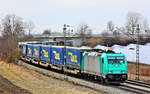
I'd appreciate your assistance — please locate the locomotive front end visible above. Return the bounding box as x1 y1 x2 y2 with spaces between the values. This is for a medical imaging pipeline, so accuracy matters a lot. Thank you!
103 53 128 82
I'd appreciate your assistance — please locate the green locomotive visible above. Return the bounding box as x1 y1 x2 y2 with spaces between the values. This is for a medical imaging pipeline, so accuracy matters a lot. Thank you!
81 51 127 83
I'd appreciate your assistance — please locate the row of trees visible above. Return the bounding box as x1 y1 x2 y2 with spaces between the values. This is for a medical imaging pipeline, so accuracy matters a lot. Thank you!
103 12 150 38
1 12 150 43
97 12 150 47
42 12 150 45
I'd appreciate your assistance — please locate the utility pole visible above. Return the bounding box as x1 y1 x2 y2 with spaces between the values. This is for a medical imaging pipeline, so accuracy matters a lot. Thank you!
136 24 140 81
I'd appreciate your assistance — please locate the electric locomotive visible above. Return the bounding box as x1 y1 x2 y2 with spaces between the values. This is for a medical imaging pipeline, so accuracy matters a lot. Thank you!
81 51 127 83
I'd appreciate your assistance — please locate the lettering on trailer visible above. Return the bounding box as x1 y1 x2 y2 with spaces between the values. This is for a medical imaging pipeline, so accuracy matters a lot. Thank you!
68 52 78 63
43 50 49 58
34 49 38 56
53 51 60 60
28 48 32 55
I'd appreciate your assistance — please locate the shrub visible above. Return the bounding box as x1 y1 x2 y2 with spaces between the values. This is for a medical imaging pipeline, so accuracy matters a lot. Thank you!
84 36 150 47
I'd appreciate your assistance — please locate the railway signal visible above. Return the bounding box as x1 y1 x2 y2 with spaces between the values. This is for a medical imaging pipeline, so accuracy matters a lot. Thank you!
63 24 67 79
63 24 74 78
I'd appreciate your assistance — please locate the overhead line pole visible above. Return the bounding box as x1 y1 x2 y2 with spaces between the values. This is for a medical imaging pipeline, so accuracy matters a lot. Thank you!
63 24 74 78
136 24 140 81
63 24 67 79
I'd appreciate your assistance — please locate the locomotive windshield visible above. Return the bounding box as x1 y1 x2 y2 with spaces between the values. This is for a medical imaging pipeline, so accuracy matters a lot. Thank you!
108 57 124 63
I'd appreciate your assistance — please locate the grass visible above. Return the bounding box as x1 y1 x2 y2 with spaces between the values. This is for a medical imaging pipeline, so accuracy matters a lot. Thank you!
0 61 102 94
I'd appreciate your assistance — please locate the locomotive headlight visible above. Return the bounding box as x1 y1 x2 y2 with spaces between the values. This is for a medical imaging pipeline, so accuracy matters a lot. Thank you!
109 71 112 73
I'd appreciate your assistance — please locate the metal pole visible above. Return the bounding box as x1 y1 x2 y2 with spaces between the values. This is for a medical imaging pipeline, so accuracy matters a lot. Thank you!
136 24 140 81
63 24 67 49
63 24 73 77
63 24 67 78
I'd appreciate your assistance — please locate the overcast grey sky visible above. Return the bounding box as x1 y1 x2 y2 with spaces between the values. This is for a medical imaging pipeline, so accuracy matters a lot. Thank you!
0 0 149 34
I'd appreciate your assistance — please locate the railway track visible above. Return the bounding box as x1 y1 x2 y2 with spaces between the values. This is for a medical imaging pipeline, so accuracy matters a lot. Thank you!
127 80 150 88
118 80 150 94
18 60 150 94
18 60 134 94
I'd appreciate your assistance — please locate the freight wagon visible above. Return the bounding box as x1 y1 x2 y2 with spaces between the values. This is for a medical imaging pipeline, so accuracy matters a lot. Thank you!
31 44 41 64
64 47 90 74
50 46 64 70
39 45 51 67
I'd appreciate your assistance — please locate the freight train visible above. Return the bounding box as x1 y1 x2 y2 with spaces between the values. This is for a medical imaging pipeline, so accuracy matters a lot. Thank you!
19 42 128 84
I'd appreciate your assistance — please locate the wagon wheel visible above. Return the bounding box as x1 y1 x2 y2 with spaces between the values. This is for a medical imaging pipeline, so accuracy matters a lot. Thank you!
104 79 109 84
100 77 104 84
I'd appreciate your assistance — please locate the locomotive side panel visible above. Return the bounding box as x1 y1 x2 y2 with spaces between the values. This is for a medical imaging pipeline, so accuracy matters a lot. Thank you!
82 55 101 76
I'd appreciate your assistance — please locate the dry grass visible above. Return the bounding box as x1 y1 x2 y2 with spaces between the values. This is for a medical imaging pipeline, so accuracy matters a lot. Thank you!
84 37 103 47
0 61 102 94
84 37 136 47
128 62 150 82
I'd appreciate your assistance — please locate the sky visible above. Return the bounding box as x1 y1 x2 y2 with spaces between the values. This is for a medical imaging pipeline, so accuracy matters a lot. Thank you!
0 0 150 34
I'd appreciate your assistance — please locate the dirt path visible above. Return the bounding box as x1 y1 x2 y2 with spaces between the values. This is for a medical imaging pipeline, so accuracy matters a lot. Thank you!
0 75 31 94
0 61 103 94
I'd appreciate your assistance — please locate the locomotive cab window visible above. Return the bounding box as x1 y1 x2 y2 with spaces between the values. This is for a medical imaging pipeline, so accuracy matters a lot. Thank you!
108 57 124 63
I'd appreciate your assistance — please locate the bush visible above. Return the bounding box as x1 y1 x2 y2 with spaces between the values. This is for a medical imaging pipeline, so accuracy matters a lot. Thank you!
0 37 20 63
7 49 19 63
84 36 150 47
83 38 103 47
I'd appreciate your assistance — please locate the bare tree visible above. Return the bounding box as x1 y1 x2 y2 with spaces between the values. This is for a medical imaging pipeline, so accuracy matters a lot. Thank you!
107 21 114 33
0 14 26 62
125 12 142 35
107 20 121 37
143 19 150 36
1 14 25 39
25 21 35 36
113 29 120 37
42 29 51 35
76 23 92 42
